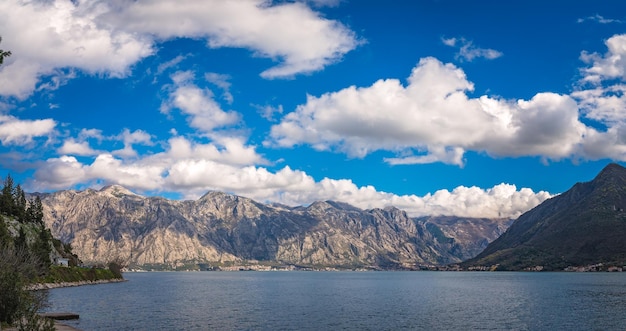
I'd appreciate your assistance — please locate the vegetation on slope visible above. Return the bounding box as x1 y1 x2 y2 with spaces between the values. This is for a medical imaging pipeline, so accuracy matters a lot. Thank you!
42 265 122 283
0 174 123 329
464 163 626 271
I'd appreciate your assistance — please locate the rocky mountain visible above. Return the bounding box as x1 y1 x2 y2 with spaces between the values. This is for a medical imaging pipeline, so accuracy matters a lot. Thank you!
419 216 513 262
38 185 509 270
464 163 626 271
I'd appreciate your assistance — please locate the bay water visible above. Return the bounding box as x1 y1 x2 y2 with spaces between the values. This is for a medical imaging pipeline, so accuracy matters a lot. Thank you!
44 271 626 330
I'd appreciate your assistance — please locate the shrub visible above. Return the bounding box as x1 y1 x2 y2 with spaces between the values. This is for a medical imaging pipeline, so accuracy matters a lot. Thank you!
0 247 48 328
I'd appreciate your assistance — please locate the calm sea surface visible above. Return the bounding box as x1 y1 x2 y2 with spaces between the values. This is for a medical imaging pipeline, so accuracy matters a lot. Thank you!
44 271 626 330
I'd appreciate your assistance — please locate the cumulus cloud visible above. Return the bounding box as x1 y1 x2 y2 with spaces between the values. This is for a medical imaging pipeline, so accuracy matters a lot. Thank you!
57 128 152 158
389 184 552 219
268 57 587 165
0 0 359 99
112 129 153 158
32 156 89 190
77 128 105 141
164 136 268 166
575 34 626 125
101 0 359 78
57 139 99 156
30 137 550 218
161 71 241 133
570 33 626 161
572 84 626 124
0 0 154 99
254 104 284 121
442 37 503 62
0 115 56 145
580 34 626 84
32 135 267 189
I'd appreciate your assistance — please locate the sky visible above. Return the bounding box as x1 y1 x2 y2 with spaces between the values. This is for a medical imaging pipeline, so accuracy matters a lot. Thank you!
1 0 626 219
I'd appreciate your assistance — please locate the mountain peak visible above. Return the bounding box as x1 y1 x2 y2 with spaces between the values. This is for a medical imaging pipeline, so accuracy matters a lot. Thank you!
465 163 626 270
199 191 239 203
99 185 137 197
594 163 626 183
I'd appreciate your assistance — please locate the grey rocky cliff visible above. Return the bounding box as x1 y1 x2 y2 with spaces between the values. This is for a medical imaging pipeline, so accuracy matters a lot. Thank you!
38 186 509 269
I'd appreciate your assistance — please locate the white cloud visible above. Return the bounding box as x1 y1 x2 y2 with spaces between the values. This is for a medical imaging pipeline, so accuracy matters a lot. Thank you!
385 146 465 166
78 128 105 141
112 129 153 158
577 14 622 24
117 129 152 146
442 37 502 62
30 140 550 218
32 135 268 191
57 128 152 158
0 0 154 99
572 33 626 161
575 34 626 126
0 115 56 145
156 55 187 76
441 37 457 47
255 176 552 219
27 124 550 218
580 34 626 84
0 0 359 99
254 104 284 121
268 57 587 165
205 72 233 104
57 139 99 156
89 154 166 190
162 71 241 133
31 156 88 190
102 0 360 78
572 84 626 124
577 124 626 160
164 136 267 166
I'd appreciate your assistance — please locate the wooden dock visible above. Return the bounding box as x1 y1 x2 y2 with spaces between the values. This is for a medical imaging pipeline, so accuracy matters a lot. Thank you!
39 312 80 320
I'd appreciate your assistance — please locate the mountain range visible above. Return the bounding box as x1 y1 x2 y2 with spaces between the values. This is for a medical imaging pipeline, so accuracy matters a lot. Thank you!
38 186 509 270
465 163 626 271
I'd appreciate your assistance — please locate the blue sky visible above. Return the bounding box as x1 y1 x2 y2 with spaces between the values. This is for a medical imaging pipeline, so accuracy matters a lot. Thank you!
1 0 625 218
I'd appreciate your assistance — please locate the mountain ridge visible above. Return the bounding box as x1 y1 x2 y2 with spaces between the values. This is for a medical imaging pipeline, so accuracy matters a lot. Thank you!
464 163 626 270
36 187 510 270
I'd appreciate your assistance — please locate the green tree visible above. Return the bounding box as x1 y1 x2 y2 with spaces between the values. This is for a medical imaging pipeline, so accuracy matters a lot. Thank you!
0 216 11 249
26 196 44 225
0 247 53 330
32 224 52 273
1 174 16 216
15 184 27 223
0 36 11 66
32 196 44 225
14 226 27 252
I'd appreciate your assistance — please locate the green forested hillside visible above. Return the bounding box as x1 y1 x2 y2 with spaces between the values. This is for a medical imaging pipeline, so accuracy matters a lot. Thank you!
464 163 626 270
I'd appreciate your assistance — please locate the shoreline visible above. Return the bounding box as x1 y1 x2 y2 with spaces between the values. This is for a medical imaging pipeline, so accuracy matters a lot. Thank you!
2 321 81 331
28 278 126 291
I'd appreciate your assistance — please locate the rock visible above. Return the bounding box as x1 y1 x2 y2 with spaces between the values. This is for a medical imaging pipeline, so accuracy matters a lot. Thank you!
36 188 508 269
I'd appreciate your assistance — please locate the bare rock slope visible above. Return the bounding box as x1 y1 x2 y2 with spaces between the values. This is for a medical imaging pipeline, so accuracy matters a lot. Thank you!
40 186 509 269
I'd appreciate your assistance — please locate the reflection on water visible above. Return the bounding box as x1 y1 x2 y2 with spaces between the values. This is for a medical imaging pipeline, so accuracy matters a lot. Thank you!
45 271 626 330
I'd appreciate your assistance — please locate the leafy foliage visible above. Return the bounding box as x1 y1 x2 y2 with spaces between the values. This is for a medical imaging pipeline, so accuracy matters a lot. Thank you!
0 36 11 66
0 248 46 326
0 175 61 329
